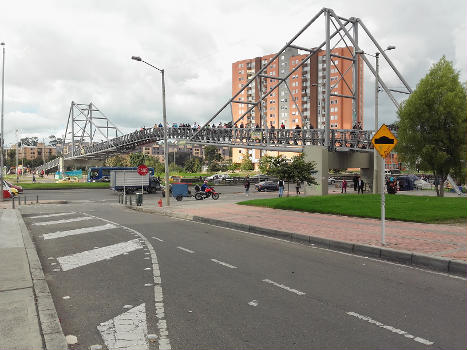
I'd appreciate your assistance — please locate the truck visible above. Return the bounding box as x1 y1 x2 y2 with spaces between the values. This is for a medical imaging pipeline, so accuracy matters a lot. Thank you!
110 170 160 193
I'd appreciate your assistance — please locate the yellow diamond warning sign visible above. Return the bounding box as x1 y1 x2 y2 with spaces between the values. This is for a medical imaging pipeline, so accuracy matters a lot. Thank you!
371 124 398 159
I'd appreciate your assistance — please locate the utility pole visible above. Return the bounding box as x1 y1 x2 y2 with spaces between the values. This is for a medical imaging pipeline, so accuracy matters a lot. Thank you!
0 43 5 201
15 129 18 183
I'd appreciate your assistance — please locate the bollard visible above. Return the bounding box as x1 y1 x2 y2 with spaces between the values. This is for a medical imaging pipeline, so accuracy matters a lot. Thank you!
158 199 163 207
129 196 132 206
12 197 15 209
36 195 39 204
124 195 127 205
24 196 26 205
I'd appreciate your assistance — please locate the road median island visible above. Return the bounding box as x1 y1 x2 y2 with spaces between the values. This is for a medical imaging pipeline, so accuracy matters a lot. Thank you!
237 194 467 224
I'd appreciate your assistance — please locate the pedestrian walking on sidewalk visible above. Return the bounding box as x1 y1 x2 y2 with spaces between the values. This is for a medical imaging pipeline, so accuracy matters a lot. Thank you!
341 179 347 193
357 177 364 194
353 175 358 192
295 181 301 195
278 179 285 197
244 176 250 196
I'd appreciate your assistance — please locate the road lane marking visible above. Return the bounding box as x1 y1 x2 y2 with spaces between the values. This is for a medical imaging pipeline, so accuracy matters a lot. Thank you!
86 213 171 350
98 303 149 350
42 223 117 240
152 237 164 242
32 216 94 226
210 259 237 269
346 311 434 346
262 279 306 296
29 212 76 219
57 239 142 271
177 246 195 254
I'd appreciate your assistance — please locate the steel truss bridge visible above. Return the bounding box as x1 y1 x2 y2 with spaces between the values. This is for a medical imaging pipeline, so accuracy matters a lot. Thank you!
36 7 410 173
37 125 374 172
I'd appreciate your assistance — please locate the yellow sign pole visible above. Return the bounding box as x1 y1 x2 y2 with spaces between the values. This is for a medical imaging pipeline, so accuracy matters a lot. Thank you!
371 124 398 246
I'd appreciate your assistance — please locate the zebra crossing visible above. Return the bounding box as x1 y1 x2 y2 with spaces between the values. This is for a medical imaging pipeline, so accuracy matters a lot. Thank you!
24 211 170 350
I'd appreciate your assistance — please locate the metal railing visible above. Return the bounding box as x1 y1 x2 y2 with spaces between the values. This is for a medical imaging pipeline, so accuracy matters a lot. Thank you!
36 127 374 172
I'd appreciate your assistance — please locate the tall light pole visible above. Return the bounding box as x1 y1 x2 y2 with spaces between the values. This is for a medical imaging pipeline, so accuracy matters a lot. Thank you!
131 56 170 206
0 42 5 201
356 46 395 194
15 129 19 183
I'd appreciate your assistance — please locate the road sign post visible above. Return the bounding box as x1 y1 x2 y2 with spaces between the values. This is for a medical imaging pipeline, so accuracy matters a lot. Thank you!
371 124 398 245
137 164 149 203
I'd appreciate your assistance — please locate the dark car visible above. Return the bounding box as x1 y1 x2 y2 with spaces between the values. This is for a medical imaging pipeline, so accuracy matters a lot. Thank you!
255 181 279 192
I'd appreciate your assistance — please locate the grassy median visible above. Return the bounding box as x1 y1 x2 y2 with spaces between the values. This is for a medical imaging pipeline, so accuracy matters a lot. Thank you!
20 182 110 190
238 194 467 223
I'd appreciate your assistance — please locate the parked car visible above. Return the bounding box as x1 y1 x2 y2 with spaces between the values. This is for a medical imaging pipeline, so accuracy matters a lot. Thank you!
2 180 16 198
4 180 23 193
205 174 233 183
251 174 269 182
328 177 336 185
255 181 279 192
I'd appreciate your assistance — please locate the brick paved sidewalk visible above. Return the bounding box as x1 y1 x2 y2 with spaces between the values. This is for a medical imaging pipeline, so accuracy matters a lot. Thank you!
158 200 466 263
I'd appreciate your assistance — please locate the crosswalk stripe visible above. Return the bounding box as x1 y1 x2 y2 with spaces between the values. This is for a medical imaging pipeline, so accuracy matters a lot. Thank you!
57 239 142 271
32 216 93 226
97 303 149 350
29 212 76 219
43 224 117 240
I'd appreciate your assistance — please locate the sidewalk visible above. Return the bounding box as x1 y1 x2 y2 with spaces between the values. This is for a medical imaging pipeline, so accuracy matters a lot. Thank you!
0 207 67 350
135 192 467 275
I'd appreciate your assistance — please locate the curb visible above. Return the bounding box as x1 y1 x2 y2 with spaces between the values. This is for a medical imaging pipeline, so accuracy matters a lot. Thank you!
126 205 467 277
16 210 68 350
190 216 466 277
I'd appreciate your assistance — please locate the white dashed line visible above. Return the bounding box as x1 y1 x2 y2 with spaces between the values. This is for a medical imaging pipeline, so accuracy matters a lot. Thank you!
152 237 164 242
262 279 306 296
346 311 434 346
210 259 237 269
177 246 195 254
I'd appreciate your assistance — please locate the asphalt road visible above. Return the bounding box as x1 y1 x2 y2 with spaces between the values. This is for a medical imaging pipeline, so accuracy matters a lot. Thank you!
20 201 466 349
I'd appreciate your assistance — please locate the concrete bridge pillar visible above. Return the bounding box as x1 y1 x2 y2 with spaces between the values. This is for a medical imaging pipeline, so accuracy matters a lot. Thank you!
59 157 64 174
303 146 328 196
303 145 376 196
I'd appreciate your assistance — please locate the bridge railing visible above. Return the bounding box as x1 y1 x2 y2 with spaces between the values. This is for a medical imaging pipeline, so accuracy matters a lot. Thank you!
62 127 374 161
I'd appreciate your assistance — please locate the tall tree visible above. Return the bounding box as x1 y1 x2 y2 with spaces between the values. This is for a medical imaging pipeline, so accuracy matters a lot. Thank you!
204 146 222 164
397 57 467 196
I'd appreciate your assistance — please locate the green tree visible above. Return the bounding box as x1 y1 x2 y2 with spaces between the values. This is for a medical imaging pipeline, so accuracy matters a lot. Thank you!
397 57 467 196
204 145 222 164
105 155 128 167
240 154 254 171
265 155 317 195
128 152 146 167
184 157 202 173
258 155 274 174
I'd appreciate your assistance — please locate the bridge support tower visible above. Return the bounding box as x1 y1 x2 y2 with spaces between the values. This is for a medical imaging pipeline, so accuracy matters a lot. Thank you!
303 146 376 196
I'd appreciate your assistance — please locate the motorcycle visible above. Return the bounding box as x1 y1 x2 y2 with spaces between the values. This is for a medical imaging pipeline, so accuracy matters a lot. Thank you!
194 186 220 200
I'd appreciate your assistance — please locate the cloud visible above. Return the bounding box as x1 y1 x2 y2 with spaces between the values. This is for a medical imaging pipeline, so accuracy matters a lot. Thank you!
0 0 465 146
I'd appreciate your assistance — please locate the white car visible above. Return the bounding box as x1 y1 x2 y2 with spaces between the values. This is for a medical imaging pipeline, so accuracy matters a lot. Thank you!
205 174 233 182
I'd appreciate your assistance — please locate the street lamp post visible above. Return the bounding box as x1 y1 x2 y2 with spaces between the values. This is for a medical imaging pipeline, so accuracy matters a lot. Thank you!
131 56 170 206
0 42 5 202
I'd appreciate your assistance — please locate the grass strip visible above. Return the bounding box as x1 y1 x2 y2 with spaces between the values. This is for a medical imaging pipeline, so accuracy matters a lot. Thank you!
238 194 467 224
20 182 110 190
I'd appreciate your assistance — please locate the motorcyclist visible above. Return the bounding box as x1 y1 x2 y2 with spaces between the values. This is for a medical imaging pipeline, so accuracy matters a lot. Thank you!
200 180 209 192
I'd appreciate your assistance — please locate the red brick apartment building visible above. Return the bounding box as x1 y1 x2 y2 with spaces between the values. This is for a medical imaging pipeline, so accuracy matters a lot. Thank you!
232 47 363 164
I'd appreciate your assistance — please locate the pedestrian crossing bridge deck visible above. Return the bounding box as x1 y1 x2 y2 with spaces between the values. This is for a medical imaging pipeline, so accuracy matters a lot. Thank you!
70 127 373 159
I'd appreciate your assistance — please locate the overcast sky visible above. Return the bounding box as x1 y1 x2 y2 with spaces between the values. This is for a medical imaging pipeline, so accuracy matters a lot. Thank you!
1 0 465 146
